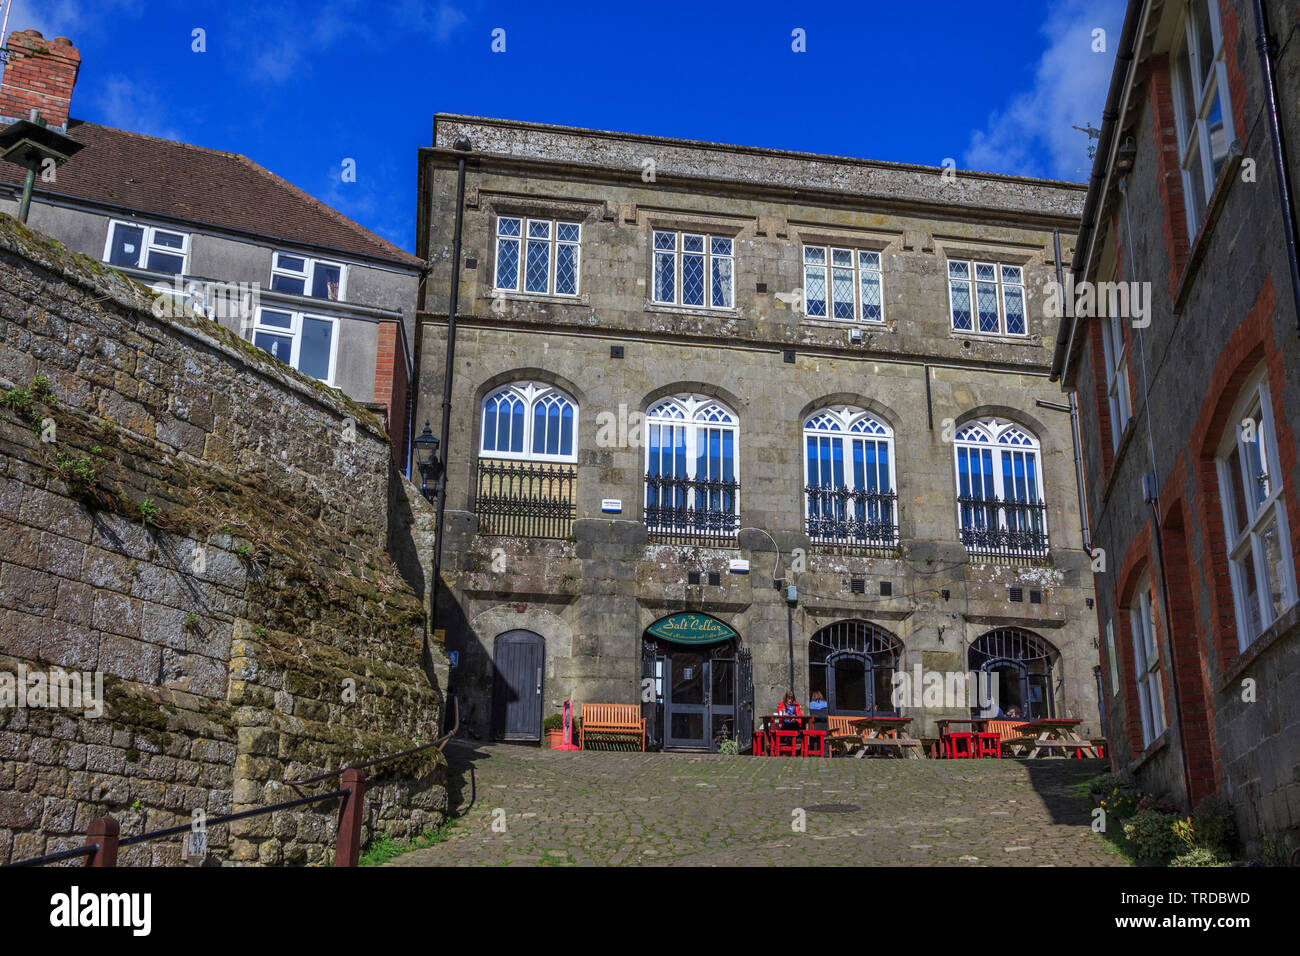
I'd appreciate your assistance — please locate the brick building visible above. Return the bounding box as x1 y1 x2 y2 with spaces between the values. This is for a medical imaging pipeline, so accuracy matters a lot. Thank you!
1051 0 1300 860
0 30 422 469
416 114 1103 749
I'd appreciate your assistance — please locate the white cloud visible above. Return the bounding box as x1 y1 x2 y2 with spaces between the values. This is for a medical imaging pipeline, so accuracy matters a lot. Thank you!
92 74 183 140
964 0 1126 181
4 0 141 42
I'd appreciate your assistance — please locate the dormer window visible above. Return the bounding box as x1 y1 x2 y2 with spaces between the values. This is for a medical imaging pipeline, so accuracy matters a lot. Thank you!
270 252 346 301
104 221 189 275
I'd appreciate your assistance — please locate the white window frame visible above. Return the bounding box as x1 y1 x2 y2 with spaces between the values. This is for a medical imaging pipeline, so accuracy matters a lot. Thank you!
250 307 339 386
643 393 740 529
946 259 1028 336
1128 573 1168 748
1170 0 1236 241
651 231 734 309
1100 314 1133 452
801 246 884 323
1215 374 1298 649
269 252 348 302
103 220 190 275
952 417 1049 547
478 381 578 464
802 406 897 545
493 217 581 296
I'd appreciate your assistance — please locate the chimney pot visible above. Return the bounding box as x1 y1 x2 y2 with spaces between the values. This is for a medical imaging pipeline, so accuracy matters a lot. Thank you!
0 30 81 131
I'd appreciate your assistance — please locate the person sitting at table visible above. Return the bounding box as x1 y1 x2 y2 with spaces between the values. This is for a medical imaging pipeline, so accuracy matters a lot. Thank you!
775 691 802 731
1006 706 1021 719
808 691 829 730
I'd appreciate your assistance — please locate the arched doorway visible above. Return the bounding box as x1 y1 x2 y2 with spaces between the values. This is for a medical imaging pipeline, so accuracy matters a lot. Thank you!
491 630 544 741
641 613 752 752
808 621 902 716
967 629 1058 719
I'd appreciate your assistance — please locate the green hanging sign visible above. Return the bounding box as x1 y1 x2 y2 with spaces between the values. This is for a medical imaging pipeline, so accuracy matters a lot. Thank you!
646 613 738 646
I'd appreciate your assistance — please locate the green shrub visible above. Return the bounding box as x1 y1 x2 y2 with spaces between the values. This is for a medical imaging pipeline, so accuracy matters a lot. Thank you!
542 713 564 732
1122 810 1182 863
1173 794 1236 854
1098 786 1143 820
717 739 739 755
1169 846 1231 867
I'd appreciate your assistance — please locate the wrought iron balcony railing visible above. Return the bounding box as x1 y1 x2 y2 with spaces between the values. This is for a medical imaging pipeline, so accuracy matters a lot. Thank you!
644 473 739 546
957 495 1049 562
475 459 576 539
804 486 900 552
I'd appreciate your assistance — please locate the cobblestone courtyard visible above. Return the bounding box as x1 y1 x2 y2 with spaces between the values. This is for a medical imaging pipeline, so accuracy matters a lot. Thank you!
387 740 1126 867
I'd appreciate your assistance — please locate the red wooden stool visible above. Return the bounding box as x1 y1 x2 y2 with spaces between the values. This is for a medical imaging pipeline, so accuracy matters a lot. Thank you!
802 730 827 758
771 730 801 757
752 731 768 755
945 732 975 758
975 732 1001 758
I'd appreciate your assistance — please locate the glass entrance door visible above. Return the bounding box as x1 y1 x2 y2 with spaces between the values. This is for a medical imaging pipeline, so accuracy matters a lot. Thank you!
664 651 708 748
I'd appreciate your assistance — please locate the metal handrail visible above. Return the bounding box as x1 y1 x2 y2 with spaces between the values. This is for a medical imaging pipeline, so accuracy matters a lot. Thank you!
3 843 99 868
118 789 350 846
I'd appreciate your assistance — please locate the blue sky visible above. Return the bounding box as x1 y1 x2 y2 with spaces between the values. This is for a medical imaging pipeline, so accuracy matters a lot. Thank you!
7 0 1125 253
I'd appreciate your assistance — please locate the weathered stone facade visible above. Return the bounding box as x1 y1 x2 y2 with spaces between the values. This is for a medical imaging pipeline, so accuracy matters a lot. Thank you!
1054 0 1300 862
0 214 445 865
415 115 1101 745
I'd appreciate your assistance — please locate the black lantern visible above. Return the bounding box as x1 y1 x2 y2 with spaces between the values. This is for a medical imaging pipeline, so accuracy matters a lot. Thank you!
412 421 441 500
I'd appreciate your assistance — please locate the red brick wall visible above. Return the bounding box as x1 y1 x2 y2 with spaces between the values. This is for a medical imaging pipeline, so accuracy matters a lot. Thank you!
372 321 410 472
0 31 80 129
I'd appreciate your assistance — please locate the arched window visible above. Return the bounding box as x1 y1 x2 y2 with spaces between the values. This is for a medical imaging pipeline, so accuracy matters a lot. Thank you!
479 382 577 462
967 629 1058 719
803 406 897 548
644 393 739 542
953 417 1048 559
808 621 902 716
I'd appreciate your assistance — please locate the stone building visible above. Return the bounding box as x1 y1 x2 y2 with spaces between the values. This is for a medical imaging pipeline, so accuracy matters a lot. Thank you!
416 113 1101 749
0 30 422 470
1051 0 1300 860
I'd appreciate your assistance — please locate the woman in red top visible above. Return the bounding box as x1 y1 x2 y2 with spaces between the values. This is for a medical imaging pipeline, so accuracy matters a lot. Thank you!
776 691 802 730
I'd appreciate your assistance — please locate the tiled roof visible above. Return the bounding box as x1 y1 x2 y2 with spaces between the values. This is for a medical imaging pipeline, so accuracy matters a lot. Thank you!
0 119 422 268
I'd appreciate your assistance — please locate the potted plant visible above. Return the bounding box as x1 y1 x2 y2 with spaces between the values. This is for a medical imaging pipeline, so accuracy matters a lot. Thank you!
542 713 565 749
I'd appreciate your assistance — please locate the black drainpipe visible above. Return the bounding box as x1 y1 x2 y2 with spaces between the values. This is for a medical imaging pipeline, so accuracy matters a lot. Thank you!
1253 0 1300 337
430 139 472 639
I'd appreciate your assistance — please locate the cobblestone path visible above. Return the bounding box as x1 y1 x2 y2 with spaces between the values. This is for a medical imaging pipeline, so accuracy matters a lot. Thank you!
387 740 1126 867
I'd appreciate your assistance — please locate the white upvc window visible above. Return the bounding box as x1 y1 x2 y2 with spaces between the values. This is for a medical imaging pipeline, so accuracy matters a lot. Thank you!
494 217 580 296
802 247 884 322
1171 0 1236 240
478 381 578 463
953 418 1049 556
251 307 339 385
643 393 739 535
104 220 189 275
947 260 1027 335
270 252 346 301
1216 376 1297 649
652 231 734 309
1129 573 1168 748
1100 313 1133 452
802 406 897 546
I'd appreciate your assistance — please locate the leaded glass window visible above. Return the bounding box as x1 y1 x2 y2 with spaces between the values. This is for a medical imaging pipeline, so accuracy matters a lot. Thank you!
495 217 580 296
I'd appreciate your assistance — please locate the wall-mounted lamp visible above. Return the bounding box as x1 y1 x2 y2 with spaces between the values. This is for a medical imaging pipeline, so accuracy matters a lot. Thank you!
412 421 442 501
1116 136 1137 177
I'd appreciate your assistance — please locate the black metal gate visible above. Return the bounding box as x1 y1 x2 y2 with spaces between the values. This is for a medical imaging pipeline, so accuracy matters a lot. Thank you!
736 646 754 753
641 639 662 750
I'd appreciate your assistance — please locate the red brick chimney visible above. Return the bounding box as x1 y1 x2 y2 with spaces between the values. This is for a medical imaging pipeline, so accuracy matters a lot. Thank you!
0 31 81 130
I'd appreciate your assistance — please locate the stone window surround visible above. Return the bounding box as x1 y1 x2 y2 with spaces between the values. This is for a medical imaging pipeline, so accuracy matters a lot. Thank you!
482 195 600 302
644 214 744 313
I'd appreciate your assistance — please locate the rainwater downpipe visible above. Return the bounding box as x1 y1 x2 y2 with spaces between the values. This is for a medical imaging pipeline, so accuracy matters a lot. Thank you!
1252 0 1300 337
1118 176 1193 806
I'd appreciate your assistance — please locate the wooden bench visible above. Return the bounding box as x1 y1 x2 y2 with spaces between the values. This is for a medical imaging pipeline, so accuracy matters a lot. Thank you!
579 703 645 751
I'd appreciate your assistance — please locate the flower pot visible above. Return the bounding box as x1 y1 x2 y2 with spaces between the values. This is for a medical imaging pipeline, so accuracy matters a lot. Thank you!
545 728 564 749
